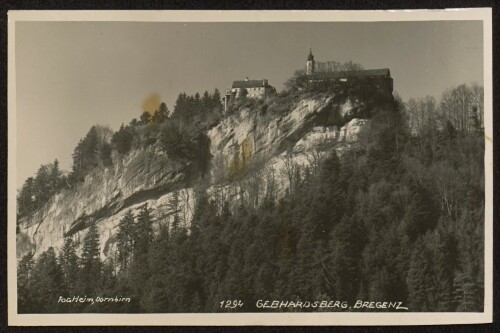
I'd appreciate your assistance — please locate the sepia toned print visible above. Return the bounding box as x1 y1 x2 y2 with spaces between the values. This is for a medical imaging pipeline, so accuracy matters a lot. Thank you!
8 9 492 326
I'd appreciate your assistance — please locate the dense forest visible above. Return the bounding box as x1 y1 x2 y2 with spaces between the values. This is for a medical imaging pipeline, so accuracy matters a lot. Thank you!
17 77 484 313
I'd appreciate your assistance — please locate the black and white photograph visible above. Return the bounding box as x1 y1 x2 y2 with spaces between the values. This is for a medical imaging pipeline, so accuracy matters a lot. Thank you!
7 9 493 326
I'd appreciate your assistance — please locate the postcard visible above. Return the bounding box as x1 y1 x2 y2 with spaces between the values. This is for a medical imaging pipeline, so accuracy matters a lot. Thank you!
7 9 493 326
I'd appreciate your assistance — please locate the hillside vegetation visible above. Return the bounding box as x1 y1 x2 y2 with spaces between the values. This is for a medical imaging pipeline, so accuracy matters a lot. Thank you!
17 78 484 313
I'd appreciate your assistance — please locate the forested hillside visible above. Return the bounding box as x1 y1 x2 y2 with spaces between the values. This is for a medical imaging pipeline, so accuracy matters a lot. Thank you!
17 79 484 313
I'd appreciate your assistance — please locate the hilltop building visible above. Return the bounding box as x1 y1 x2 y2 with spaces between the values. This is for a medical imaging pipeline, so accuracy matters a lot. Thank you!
299 49 393 97
221 77 275 112
232 77 273 99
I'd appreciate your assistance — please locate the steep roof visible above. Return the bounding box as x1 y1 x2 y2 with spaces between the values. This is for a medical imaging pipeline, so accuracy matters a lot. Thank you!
307 48 314 61
311 68 391 79
232 79 268 89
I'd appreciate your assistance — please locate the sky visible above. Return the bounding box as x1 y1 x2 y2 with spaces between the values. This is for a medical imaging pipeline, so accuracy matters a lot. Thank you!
15 20 483 188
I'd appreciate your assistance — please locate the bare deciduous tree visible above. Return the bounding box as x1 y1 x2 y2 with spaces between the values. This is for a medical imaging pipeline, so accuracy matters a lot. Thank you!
470 83 484 132
280 153 301 199
306 149 325 178
263 165 277 204
430 161 459 220
341 60 364 72
405 96 439 154
244 169 263 211
179 189 193 228
315 60 364 73
440 84 482 133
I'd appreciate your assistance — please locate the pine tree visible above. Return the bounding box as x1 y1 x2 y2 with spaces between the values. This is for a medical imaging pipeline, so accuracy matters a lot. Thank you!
128 204 154 304
134 203 154 254
17 252 34 313
453 221 484 311
17 177 36 216
212 88 222 110
92 259 118 312
201 91 211 108
116 210 135 273
453 270 481 311
140 111 152 124
34 164 51 208
49 159 61 193
100 142 113 166
152 102 169 124
71 126 100 182
17 159 65 218
58 237 80 295
194 92 201 106
31 247 64 312
79 223 102 294
329 215 364 302
407 237 436 311
432 229 457 311
141 223 172 312
307 151 345 240
112 124 134 154
83 126 99 168
169 190 180 229
71 139 84 177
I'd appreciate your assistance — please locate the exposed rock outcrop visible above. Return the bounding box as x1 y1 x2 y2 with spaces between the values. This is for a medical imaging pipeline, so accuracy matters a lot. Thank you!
17 94 373 260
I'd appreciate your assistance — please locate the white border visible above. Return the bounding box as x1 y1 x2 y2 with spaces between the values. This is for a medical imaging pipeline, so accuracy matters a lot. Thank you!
6 8 493 22
7 9 493 326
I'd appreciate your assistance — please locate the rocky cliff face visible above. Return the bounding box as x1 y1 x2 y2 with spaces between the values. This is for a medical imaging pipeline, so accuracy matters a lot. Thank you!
17 94 371 260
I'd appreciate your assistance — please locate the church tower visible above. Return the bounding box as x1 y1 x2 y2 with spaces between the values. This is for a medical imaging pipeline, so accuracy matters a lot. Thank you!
306 48 315 75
